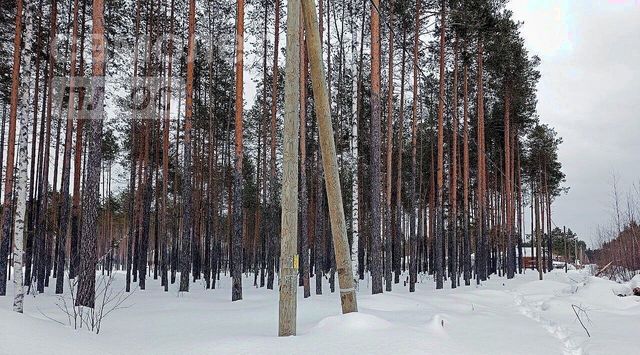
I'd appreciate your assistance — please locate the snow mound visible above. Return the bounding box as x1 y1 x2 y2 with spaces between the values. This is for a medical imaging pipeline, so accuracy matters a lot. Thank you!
611 283 633 297
629 274 640 289
314 312 392 331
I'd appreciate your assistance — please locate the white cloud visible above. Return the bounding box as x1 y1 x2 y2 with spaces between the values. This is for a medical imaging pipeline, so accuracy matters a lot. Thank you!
508 0 640 246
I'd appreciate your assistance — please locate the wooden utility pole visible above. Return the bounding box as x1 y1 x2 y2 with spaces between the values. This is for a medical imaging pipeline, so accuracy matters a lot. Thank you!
301 0 358 314
278 0 301 337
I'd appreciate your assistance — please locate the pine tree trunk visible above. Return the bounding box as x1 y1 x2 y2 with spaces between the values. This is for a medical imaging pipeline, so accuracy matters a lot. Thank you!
355 7 366 281
369 0 383 295
384 0 394 292
395 28 407 286
0 106 5 234
535 180 542 280
450 37 458 288
28 7 44 292
544 167 553 272
462 62 471 286
266 0 281 292
516 142 523 274
57 0 81 294
126 0 142 293
435 1 446 289
179 0 196 293
34 0 56 294
161 0 175 292
231 0 245 301
70 0 88 281
0 106 5 230
409 0 421 292
315 160 324 296
476 38 487 283
504 87 515 278
76 0 105 308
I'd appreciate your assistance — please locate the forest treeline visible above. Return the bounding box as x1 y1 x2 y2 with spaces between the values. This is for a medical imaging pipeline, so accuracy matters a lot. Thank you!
588 178 640 281
0 0 573 310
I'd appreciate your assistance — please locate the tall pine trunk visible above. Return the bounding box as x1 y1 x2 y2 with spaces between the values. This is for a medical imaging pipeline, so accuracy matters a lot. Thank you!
384 0 394 292
76 0 105 308
504 86 514 278
267 0 281 292
70 0 88 281
476 38 487 283
232 0 245 301
179 0 196 293
462 62 471 285
57 0 81 293
409 0 421 292
435 0 446 289
450 36 459 288
369 0 382 295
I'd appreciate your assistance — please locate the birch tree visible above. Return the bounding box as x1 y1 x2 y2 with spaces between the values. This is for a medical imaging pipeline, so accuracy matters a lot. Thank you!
13 0 35 312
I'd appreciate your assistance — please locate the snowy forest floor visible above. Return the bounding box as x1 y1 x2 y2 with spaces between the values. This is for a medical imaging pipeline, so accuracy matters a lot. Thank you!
1 268 639 355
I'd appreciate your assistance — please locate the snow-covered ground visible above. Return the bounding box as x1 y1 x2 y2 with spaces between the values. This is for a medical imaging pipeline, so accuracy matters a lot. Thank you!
1 269 638 355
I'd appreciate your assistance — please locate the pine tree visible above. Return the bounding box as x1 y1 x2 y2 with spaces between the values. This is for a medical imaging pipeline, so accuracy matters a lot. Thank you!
409 0 421 293
383 0 395 292
369 0 382 295
76 0 105 308
435 0 446 290
232 0 245 301
180 0 196 293
56 0 81 293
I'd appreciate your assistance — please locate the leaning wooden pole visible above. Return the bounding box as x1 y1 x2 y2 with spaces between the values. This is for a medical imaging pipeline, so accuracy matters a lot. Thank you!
278 0 301 337
301 0 358 314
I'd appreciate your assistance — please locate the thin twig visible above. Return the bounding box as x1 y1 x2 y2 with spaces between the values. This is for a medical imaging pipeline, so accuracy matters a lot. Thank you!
571 304 591 337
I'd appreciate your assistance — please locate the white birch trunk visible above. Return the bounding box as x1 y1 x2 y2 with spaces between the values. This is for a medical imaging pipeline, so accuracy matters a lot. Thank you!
13 5 35 313
349 1 359 283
